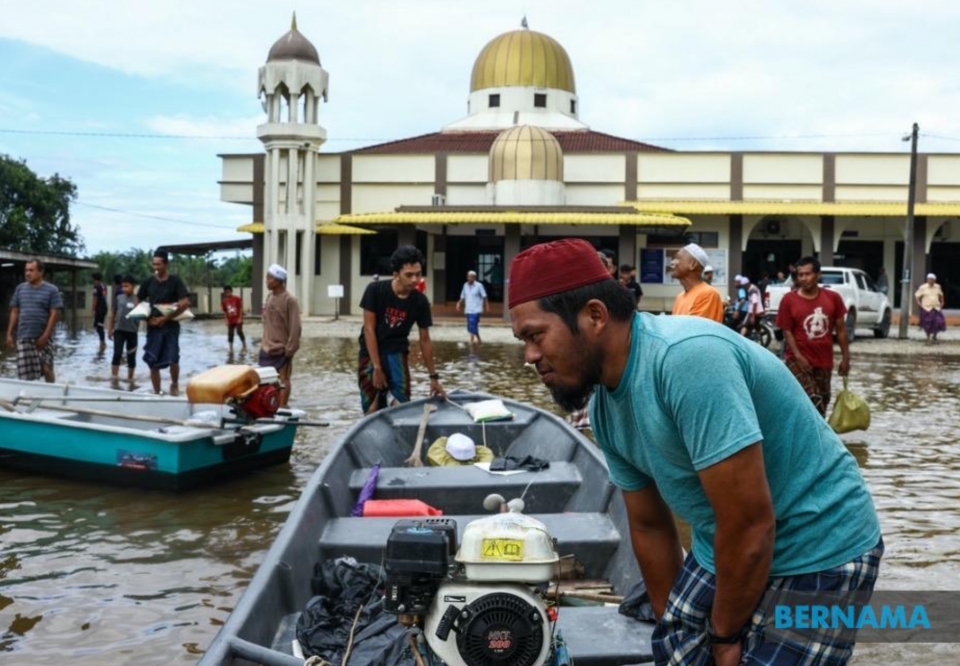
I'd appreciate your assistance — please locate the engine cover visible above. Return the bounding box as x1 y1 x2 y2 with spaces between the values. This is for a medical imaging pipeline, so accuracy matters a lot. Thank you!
424 582 551 666
240 384 280 420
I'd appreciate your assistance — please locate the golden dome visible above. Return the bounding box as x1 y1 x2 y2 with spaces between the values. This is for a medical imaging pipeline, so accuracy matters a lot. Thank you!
471 29 576 93
489 125 564 182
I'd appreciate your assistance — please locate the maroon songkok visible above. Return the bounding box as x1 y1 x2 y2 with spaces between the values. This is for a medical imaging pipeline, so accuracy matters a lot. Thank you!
508 238 614 309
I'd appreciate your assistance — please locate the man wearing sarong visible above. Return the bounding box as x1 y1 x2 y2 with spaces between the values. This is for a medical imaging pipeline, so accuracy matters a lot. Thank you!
777 256 850 416
357 245 445 414
259 264 301 407
915 273 946 344
6 259 63 382
508 239 881 666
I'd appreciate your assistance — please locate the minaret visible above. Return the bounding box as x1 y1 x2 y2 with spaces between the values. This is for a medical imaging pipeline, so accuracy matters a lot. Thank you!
257 13 329 314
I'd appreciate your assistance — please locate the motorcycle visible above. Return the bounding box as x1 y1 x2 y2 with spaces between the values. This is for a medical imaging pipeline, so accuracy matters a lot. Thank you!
723 304 775 349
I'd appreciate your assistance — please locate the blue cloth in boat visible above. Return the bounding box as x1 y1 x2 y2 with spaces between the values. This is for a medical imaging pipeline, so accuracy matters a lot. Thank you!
652 539 883 665
142 324 180 370
590 313 880 577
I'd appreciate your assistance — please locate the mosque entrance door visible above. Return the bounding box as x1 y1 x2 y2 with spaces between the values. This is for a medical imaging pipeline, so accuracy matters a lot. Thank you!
445 235 505 303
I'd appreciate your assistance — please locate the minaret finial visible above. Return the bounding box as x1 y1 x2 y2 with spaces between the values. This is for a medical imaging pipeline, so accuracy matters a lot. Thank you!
291 11 298 31
521 15 529 29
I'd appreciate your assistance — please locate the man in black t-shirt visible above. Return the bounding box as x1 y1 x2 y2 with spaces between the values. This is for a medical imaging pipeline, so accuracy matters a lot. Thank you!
137 250 190 395
618 263 643 308
358 245 445 413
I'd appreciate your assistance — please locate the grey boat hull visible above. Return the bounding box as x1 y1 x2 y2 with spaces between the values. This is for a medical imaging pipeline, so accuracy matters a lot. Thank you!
199 392 655 665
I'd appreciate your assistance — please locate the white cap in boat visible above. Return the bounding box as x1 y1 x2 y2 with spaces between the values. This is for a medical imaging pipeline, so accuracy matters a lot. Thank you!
445 433 477 461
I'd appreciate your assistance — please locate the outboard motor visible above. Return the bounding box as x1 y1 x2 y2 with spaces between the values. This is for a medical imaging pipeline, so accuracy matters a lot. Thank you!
185 365 284 421
384 509 559 666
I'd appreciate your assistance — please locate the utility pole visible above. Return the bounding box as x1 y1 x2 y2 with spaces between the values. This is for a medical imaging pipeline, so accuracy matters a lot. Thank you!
898 122 919 339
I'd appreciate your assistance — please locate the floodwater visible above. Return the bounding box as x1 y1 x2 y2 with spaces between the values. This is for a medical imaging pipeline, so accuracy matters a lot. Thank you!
1 323 959 664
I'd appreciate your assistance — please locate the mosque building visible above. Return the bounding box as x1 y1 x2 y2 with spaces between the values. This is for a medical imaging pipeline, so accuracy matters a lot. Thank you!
220 17 960 317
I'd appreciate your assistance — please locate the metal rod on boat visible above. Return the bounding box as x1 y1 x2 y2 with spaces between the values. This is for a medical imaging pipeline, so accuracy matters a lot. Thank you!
12 394 186 403
226 637 304 666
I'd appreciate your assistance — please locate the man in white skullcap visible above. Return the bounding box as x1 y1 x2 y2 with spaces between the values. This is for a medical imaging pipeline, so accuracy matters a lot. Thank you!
702 265 715 286
670 243 723 322
260 263 301 406
915 273 946 344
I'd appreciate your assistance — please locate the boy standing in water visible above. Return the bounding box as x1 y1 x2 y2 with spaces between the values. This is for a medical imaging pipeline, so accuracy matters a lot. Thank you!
109 275 139 382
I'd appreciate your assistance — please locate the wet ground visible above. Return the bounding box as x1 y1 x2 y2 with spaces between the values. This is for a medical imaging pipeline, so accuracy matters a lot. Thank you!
1 320 958 664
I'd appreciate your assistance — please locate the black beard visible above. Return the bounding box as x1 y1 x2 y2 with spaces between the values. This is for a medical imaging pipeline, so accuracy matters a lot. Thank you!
547 343 602 413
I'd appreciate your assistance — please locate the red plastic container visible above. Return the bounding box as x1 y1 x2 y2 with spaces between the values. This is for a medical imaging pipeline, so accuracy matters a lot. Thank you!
361 499 443 517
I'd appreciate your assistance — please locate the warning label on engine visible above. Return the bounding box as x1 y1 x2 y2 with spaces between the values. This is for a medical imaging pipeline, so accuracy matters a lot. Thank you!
481 538 524 561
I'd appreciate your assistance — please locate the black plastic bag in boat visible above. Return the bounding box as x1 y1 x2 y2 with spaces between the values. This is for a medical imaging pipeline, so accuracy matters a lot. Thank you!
297 557 417 666
618 578 657 624
489 455 551 472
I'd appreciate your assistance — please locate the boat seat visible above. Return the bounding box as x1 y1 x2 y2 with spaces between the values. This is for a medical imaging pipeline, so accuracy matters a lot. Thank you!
347 462 582 515
319 512 622 578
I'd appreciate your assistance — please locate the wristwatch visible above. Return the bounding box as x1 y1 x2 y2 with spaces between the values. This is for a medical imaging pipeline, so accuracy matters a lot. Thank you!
706 620 742 645
428 373 440 380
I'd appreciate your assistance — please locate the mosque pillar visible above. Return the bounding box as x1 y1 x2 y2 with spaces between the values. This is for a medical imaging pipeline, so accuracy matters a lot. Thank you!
618 225 637 270
301 149 316 315
819 216 835 266
502 224 521 322
252 234 265 315
728 214 743 300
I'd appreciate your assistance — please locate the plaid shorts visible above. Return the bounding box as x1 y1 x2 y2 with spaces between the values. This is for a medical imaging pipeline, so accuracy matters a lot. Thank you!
652 539 883 666
16 339 55 381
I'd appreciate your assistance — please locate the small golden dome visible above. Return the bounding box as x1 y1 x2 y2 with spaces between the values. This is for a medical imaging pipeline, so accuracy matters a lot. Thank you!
489 125 564 182
471 29 576 93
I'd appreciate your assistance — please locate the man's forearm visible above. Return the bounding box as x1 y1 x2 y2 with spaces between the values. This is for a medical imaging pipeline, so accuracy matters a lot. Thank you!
363 324 381 367
710 520 774 636
630 527 684 618
42 311 60 339
419 338 437 375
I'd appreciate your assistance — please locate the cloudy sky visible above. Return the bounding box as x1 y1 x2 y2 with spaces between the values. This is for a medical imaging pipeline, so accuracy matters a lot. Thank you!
1 0 958 255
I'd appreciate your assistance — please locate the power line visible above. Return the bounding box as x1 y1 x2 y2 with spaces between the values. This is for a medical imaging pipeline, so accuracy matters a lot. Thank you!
75 201 240 230
920 132 960 143
0 126 909 144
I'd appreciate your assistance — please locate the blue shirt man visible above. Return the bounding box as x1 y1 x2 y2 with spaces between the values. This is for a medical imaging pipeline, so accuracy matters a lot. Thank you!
456 270 488 345
508 238 881 666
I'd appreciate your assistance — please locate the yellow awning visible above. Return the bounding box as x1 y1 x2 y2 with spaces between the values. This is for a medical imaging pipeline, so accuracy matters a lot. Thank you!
236 222 377 234
317 223 376 235
624 199 960 217
333 211 690 227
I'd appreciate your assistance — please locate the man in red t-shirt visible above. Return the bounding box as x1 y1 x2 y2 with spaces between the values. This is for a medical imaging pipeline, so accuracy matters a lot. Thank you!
221 286 246 349
776 256 850 416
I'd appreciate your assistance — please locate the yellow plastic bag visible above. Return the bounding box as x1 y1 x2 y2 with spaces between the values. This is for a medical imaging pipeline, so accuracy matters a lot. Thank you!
828 377 871 434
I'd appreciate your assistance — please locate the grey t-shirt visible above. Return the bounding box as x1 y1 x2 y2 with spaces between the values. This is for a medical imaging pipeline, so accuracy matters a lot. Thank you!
10 281 63 340
114 293 140 333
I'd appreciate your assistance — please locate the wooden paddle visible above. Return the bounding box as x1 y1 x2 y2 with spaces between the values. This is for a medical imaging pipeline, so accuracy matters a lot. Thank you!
404 403 437 467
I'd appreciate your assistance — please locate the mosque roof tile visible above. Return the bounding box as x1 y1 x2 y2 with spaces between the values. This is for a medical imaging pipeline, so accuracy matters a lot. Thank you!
351 131 668 154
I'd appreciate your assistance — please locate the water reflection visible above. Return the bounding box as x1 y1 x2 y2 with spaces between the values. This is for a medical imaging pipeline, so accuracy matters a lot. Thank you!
0 323 958 665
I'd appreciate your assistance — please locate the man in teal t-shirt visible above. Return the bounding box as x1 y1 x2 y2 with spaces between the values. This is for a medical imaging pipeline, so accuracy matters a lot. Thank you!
508 239 882 666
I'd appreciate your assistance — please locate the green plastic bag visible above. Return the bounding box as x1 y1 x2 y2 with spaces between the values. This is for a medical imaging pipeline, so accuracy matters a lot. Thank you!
828 377 871 434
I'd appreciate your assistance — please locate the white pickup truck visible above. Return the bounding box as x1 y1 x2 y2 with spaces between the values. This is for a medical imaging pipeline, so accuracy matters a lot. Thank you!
764 267 892 341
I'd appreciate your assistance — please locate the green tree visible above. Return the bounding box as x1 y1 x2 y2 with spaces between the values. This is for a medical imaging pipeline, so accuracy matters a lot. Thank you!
0 155 84 256
218 254 253 287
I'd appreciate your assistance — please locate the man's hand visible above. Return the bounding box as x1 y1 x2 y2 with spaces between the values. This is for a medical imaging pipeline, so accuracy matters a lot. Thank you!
148 315 167 328
712 642 742 666
838 356 851 377
430 377 447 399
5 333 13 349
36 335 49 349
372 367 388 390
108 328 114 340
455 302 461 312
792 352 813 374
